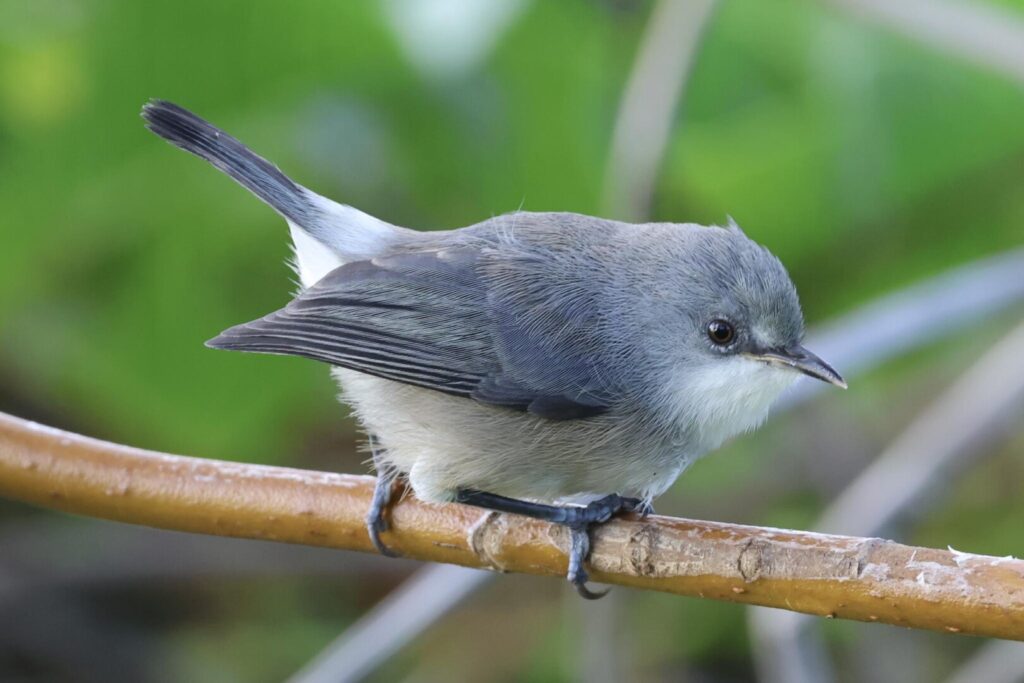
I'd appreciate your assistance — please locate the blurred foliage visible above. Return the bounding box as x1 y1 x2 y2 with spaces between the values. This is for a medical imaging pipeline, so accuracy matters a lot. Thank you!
1 0 1023 681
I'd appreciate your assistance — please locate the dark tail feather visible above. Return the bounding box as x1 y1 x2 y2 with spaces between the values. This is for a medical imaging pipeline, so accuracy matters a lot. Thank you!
142 99 311 224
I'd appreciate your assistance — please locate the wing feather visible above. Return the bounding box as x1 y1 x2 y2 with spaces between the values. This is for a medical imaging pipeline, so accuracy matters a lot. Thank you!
208 245 617 419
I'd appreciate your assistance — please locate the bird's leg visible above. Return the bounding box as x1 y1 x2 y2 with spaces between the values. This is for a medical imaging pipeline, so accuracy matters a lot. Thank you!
366 434 399 557
454 489 639 599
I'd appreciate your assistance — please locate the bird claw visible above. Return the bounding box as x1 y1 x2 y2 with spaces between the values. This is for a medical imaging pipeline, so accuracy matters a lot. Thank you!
367 472 399 557
568 524 610 599
367 511 398 558
452 487 646 598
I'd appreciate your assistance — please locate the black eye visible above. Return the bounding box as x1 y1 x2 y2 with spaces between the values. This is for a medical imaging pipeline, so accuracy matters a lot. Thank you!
707 319 735 345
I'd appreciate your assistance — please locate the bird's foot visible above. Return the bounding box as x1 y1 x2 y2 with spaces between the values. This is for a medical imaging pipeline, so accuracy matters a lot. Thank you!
548 492 633 525
568 524 609 599
561 493 644 598
453 489 644 598
366 472 399 557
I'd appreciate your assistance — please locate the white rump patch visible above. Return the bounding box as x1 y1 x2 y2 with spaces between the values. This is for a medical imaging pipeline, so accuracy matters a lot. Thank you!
288 192 400 288
289 222 344 288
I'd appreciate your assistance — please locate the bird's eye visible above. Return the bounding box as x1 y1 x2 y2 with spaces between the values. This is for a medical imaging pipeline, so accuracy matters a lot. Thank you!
707 319 735 345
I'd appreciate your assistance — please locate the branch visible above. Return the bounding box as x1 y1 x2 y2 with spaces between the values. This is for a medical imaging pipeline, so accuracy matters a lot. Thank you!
2 411 1023 640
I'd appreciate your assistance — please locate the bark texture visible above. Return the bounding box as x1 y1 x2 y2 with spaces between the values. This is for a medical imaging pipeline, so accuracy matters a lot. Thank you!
1 411 1021 640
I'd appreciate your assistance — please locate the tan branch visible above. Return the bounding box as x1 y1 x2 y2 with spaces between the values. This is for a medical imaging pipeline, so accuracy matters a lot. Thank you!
1 411 1022 640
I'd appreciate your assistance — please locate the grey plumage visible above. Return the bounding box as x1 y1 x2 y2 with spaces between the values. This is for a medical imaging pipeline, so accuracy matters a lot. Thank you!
143 100 844 594
143 100 310 226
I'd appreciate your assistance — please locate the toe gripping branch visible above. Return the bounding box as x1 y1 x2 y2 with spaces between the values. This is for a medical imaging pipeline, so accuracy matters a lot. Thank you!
365 437 399 557
454 490 648 599
367 471 398 557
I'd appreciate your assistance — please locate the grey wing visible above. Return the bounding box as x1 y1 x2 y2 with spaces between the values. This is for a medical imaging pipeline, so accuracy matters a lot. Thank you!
207 247 617 419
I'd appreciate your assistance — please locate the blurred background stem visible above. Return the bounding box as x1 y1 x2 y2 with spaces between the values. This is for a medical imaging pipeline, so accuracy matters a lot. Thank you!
2 0 1023 681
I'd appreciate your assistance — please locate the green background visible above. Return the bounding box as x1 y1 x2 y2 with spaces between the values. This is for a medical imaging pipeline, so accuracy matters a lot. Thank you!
1 1 1022 681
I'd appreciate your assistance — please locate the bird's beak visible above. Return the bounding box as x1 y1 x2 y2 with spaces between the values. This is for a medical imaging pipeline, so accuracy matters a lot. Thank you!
748 345 847 389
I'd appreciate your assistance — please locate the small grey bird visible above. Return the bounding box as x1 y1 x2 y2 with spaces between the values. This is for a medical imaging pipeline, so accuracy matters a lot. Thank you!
143 100 845 598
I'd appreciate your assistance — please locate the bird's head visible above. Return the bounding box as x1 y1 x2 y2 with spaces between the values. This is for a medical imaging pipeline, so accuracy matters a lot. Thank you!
634 220 844 449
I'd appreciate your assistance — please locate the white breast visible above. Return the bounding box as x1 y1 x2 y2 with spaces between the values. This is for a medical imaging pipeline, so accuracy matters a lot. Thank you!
672 356 798 454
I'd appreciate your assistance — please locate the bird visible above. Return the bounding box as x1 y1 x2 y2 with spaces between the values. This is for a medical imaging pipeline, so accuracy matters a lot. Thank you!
142 99 846 598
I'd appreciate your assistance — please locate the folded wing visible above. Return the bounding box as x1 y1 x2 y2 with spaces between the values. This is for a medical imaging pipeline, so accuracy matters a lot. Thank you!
208 246 617 419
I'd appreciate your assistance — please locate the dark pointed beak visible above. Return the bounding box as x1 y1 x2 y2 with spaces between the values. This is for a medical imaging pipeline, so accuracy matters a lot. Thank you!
750 345 847 389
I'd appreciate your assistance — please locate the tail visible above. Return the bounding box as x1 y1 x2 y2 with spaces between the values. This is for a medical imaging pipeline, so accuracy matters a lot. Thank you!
142 100 405 286
142 99 312 225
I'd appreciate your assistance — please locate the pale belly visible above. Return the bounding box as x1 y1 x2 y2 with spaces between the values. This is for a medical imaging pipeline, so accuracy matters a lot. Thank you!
331 368 692 506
